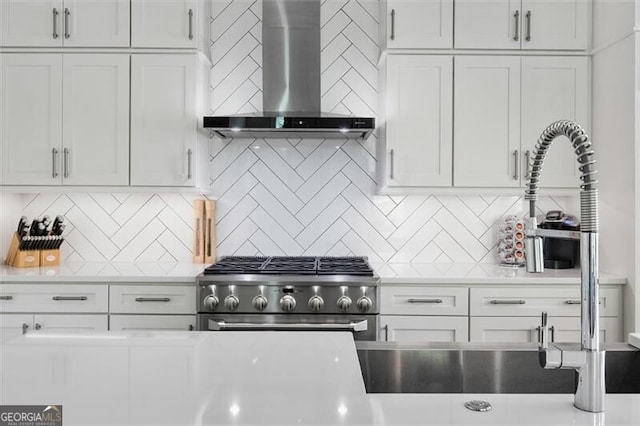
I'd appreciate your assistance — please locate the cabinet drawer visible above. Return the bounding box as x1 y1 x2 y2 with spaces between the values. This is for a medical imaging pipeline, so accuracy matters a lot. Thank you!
379 315 469 343
469 287 620 317
381 287 468 315
109 315 196 331
0 284 108 313
110 285 196 314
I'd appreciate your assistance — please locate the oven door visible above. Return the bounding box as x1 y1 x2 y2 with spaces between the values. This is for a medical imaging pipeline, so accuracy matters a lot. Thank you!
197 314 378 341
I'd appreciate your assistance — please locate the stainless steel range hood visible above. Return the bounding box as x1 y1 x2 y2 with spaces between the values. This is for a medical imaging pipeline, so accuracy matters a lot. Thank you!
203 0 375 139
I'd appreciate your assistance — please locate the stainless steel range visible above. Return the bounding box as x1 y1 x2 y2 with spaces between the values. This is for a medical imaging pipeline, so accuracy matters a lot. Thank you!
196 256 379 340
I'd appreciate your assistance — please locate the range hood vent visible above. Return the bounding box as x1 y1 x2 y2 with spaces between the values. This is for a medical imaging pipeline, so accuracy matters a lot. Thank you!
203 0 375 139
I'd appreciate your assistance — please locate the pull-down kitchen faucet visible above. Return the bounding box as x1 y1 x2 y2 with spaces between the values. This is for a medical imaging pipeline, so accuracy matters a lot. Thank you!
524 120 605 413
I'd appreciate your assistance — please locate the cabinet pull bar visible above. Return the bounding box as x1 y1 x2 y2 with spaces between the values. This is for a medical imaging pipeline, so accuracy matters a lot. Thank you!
135 297 171 302
0 296 13 301
52 296 88 301
188 9 194 40
63 148 69 178
390 9 396 41
407 298 443 304
389 149 395 180
525 11 531 41
22 323 29 334
64 8 70 39
490 299 526 305
187 149 193 179
52 8 59 39
565 300 601 305
384 324 389 342
188 324 194 331
513 150 519 180
525 150 531 179
550 325 555 342
536 325 541 343
52 148 58 178
513 10 520 41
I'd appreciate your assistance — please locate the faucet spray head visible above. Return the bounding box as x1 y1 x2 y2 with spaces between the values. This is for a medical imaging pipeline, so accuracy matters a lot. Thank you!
525 202 544 273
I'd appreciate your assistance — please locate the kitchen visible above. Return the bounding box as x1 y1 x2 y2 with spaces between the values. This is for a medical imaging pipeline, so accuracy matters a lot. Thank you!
1 0 640 424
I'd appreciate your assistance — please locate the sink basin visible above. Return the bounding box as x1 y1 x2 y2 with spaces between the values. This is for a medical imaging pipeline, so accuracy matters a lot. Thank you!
356 342 640 394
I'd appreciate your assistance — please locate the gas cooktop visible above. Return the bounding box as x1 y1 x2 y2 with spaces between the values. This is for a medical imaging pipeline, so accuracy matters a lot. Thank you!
203 256 375 276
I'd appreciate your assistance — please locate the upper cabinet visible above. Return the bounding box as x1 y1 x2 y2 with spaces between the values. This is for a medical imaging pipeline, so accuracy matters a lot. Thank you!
381 0 454 49
131 0 198 48
455 0 589 50
1 0 130 47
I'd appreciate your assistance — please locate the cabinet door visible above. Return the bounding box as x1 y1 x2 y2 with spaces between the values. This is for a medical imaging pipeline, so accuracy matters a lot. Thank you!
454 56 521 187
455 0 521 49
521 0 588 50
385 0 453 49
521 56 590 187
130 55 197 186
1 0 63 47
109 315 196 331
131 0 197 48
380 315 468 342
34 314 108 333
1 54 63 185
62 54 129 185
385 55 452 187
0 314 33 343
62 0 130 47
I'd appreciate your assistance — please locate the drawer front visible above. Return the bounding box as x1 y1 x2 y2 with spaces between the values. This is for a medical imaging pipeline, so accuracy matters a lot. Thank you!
469 287 620 317
110 285 196 314
0 284 108 313
470 316 622 343
109 315 196 331
381 286 468 315
379 315 469 343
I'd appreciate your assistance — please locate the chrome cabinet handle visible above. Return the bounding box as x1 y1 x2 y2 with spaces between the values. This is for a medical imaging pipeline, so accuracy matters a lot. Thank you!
63 148 69 178
384 324 389 342
188 9 194 40
188 324 194 331
550 325 556 342
0 295 14 301
22 323 29 334
187 149 193 179
565 300 601 305
209 320 368 332
390 9 396 41
407 298 443 304
52 148 58 178
525 11 531 41
513 150 519 180
52 8 59 39
536 325 541 343
35 323 42 330
490 299 526 305
525 150 531 179
513 10 520 41
64 8 70 39
135 297 171 302
389 149 395 180
52 296 88 301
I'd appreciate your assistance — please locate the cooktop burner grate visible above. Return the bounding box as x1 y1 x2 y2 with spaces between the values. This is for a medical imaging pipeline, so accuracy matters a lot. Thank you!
204 256 374 276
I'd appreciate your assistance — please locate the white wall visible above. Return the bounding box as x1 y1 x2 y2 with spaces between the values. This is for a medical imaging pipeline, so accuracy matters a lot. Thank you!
0 192 23 262
592 0 637 334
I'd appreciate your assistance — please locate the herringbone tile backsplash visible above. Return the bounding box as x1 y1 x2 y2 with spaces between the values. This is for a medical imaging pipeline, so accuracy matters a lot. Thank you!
4 1 577 263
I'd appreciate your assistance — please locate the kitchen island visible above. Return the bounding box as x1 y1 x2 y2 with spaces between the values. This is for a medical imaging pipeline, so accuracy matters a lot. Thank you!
1 331 639 425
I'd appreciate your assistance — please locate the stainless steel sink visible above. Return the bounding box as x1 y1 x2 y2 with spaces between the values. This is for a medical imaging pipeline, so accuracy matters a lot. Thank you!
355 342 640 394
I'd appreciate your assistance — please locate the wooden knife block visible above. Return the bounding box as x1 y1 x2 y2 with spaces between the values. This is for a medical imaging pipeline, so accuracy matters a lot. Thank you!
5 233 61 268
193 199 216 264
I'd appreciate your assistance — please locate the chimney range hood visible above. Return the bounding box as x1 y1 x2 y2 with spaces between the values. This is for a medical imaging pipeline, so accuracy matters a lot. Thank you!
203 0 375 139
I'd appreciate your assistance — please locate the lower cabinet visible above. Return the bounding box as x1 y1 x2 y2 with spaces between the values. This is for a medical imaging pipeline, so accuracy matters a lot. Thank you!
379 315 469 343
109 315 196 331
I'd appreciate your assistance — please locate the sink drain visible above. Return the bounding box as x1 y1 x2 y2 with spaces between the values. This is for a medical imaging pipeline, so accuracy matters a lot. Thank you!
464 400 492 412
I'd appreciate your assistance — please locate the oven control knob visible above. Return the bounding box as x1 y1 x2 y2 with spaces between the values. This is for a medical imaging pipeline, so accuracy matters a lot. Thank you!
252 295 268 311
224 295 240 311
203 295 219 310
337 295 352 312
356 296 373 313
280 295 297 312
308 295 324 312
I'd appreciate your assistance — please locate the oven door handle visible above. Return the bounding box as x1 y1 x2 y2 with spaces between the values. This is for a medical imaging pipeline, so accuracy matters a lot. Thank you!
208 319 368 332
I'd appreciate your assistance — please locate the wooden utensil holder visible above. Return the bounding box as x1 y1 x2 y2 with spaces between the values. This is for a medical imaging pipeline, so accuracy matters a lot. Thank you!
4 233 62 268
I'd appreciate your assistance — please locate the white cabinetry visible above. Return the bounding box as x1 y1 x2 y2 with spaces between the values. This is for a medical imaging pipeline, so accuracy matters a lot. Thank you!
381 0 453 49
455 0 588 50
454 55 589 188
131 0 197 48
380 55 453 189
130 54 198 186
1 54 130 186
380 315 469 342
1 0 130 47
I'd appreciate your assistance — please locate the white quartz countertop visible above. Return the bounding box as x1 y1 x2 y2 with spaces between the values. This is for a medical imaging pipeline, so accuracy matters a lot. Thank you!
1 331 638 425
0 261 627 285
